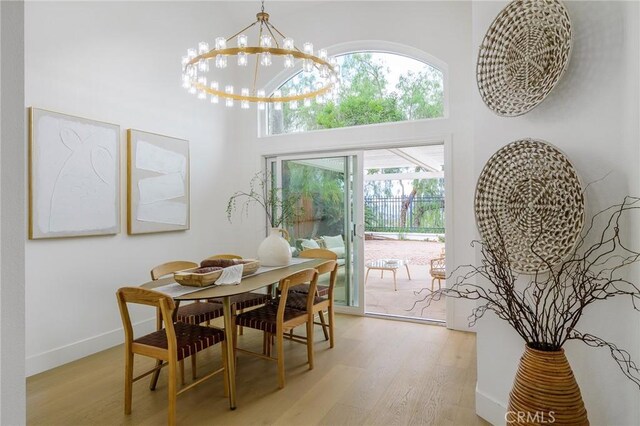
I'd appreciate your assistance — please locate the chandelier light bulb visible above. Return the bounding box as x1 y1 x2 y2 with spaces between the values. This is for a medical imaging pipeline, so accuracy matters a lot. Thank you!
260 35 272 48
257 89 266 110
181 56 189 68
261 52 272 67
238 34 248 48
182 74 190 89
273 90 282 110
320 65 329 78
198 90 207 100
283 38 294 50
318 49 328 60
238 52 248 66
187 48 197 60
290 100 298 110
303 88 311 107
215 55 227 68
303 60 313 73
210 81 220 104
284 54 294 68
198 60 209 72
225 85 234 107
189 86 197 95
198 41 209 55
303 42 313 55
215 37 227 50
241 88 250 109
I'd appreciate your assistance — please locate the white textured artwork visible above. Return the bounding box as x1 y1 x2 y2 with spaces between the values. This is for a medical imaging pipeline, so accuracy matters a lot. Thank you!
29 108 120 239
128 130 190 234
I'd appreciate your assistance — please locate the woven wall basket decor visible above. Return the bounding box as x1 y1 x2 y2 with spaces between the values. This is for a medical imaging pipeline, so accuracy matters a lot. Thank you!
477 0 572 117
475 139 584 273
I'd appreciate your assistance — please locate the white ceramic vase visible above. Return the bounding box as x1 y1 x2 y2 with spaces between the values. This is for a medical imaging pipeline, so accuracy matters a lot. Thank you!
257 228 292 267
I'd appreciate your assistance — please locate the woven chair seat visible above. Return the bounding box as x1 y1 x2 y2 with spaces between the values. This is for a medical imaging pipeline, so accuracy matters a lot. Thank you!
285 292 326 311
134 322 225 361
290 283 329 297
236 302 307 334
176 302 224 325
210 292 270 310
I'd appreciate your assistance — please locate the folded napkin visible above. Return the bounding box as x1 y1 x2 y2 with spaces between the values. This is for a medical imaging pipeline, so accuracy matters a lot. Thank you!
215 264 243 285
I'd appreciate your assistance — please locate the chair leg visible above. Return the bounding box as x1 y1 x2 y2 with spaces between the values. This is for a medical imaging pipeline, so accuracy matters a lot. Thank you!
276 330 285 389
168 359 177 426
328 304 335 349
124 350 133 414
306 319 314 370
221 342 229 398
318 311 329 341
150 360 162 390
431 278 435 292
191 353 197 381
180 360 185 385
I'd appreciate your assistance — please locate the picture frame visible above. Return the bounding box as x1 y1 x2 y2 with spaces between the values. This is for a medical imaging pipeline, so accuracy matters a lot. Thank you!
29 107 120 239
127 129 190 234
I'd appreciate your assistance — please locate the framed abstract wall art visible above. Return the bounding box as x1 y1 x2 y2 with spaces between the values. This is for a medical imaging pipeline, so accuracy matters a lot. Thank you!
127 129 190 234
29 107 120 239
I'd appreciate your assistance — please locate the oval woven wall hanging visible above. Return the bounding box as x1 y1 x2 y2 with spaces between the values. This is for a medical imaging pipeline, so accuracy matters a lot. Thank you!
477 0 572 117
475 139 584 273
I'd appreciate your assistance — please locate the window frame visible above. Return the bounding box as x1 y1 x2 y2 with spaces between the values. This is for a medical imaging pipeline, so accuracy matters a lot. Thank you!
257 40 450 138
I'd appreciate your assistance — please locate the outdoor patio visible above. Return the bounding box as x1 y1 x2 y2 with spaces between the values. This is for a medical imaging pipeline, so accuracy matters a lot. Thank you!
364 239 446 321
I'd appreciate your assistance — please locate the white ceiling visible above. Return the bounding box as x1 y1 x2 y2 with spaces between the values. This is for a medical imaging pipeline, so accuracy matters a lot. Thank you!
364 145 444 171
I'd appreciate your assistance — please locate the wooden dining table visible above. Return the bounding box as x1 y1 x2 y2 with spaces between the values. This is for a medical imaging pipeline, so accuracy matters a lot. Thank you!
140 257 325 410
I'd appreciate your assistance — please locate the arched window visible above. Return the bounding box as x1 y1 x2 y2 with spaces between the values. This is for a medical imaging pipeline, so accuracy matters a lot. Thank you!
267 51 445 135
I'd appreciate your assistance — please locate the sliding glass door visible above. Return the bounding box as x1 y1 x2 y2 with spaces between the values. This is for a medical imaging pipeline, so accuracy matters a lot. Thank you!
268 153 364 314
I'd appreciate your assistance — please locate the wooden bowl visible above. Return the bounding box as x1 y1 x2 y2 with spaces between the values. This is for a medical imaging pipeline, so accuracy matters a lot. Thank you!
174 259 261 287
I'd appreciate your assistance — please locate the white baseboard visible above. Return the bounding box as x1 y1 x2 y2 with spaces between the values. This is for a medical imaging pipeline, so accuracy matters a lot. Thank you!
26 317 156 377
476 385 507 426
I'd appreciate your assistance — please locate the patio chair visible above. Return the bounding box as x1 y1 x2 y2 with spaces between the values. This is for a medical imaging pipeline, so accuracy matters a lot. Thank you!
429 256 445 291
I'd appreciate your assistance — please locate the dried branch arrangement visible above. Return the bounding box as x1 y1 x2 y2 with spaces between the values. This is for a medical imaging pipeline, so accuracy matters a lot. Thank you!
226 171 302 229
414 196 640 387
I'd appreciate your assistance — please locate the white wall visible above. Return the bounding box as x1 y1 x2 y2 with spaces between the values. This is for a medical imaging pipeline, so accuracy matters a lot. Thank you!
1 0 26 423
24 1 247 375
473 2 640 425
222 1 477 330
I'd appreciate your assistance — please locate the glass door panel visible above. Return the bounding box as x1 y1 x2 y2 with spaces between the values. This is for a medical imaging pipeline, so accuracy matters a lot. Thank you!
270 153 363 311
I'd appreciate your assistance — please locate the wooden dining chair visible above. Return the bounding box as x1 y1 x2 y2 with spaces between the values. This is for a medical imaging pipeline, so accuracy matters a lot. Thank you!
292 249 337 341
150 261 224 328
116 287 228 426
286 260 337 348
295 249 337 297
151 261 224 386
234 268 318 389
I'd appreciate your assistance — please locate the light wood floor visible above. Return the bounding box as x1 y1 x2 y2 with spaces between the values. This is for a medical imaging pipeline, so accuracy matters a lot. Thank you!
27 314 489 426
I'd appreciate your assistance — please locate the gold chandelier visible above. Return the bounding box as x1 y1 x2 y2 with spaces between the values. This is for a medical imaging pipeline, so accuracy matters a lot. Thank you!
181 1 340 110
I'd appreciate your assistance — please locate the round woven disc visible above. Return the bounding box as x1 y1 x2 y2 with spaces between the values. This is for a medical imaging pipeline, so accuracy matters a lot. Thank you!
475 139 584 273
477 0 572 117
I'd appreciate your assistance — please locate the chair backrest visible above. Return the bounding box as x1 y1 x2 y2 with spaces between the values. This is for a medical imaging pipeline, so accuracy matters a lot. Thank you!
298 248 337 260
116 287 177 347
277 268 318 318
204 254 243 261
150 261 198 280
314 260 338 299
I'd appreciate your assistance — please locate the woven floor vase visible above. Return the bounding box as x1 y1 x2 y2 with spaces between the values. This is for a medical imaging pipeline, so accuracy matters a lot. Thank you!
507 345 588 425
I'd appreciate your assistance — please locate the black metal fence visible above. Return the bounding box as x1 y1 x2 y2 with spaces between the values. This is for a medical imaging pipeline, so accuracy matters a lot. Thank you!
365 196 445 233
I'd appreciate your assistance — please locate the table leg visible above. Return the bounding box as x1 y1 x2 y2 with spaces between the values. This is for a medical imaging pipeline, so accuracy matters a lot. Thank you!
393 270 397 291
222 296 236 410
405 264 411 280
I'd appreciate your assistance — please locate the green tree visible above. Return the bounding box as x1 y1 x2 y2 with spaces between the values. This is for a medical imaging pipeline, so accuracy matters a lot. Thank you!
396 69 444 120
